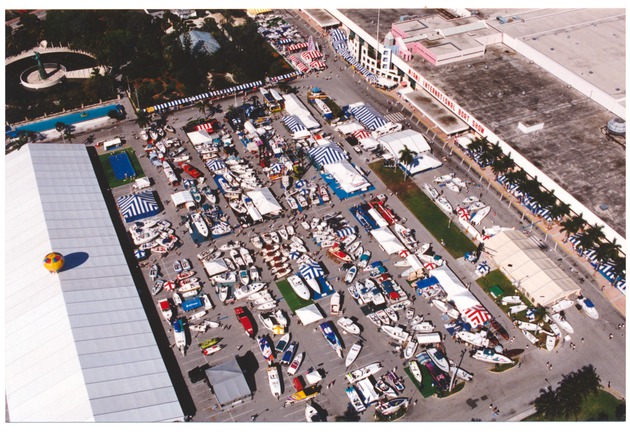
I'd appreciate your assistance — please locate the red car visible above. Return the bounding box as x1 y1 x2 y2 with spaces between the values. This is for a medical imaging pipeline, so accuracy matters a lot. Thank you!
234 306 255 338
178 162 203 179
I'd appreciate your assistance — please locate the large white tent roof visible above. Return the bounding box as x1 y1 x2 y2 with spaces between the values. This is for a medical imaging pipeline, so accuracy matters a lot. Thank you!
378 129 442 174
335 122 364 136
323 160 371 193
171 190 195 207
295 303 324 325
203 258 229 277
370 227 406 255
5 143 184 422
484 230 581 306
246 188 283 215
429 266 480 311
282 93 320 130
186 129 214 145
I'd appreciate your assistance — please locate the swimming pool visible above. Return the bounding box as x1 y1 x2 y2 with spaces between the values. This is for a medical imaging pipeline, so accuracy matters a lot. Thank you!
11 104 122 135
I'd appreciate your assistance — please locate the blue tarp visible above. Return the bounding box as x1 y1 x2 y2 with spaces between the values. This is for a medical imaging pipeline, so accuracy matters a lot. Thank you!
416 276 439 290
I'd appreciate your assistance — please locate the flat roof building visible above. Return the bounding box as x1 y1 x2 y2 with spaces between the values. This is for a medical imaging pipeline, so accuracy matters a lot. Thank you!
5 143 185 422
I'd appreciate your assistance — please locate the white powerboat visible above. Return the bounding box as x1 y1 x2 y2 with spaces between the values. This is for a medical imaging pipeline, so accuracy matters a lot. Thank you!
576 296 599 319
337 317 361 335
190 213 209 238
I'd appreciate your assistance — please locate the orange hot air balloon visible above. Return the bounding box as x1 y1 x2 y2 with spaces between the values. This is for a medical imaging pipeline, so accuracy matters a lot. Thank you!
43 252 64 273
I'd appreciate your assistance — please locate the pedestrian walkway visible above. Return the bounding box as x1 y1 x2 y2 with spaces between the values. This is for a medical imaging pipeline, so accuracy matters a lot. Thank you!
384 112 406 123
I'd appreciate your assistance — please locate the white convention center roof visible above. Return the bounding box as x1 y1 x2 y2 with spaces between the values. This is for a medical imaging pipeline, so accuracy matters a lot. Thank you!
5 143 184 422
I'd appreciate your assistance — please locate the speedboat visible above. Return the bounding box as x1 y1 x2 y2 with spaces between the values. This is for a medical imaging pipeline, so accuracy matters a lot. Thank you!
287 352 303 376
152 279 165 296
344 265 358 284
346 362 382 384
576 296 599 319
445 181 460 193
403 339 418 359
173 260 183 274
149 264 160 280
550 313 574 334
472 348 514 364
249 266 260 282
345 341 362 368
190 213 209 238
330 292 341 316
202 344 225 356
551 298 575 313
357 251 371 269
433 173 454 183
462 196 479 204
376 397 409 416
423 183 439 199
470 206 491 225
219 240 241 251
319 321 343 358
375 378 397 398
409 360 423 384
258 335 275 365
233 284 264 300
278 227 289 241
500 295 522 305
267 366 282 398
251 235 264 249
158 299 172 321
172 318 187 355
522 329 539 344
456 331 489 347
345 386 366 412
181 258 191 271
366 313 382 327
426 348 450 373
436 196 453 214
281 341 297 365
239 269 250 286
337 317 361 335
381 325 409 343
319 185 330 202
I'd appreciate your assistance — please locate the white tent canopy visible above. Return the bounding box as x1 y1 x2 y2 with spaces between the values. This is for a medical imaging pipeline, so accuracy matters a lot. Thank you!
203 258 229 277
246 188 283 215
485 230 581 306
186 129 214 145
429 265 480 311
295 303 324 325
171 190 195 207
378 129 442 174
323 160 371 193
335 122 364 136
370 227 406 255
282 93 320 130
359 137 380 150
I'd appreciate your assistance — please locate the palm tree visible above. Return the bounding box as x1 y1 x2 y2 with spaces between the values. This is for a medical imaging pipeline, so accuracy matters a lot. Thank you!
134 110 151 130
576 365 601 397
196 99 211 116
520 176 542 200
610 254 626 286
593 239 621 271
62 127 75 143
502 168 528 188
579 224 605 255
534 388 562 420
547 201 571 223
491 153 515 177
398 145 417 181
559 213 586 242
55 122 67 143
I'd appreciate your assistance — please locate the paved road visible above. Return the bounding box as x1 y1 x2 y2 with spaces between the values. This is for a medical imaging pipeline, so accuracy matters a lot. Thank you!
64 12 625 421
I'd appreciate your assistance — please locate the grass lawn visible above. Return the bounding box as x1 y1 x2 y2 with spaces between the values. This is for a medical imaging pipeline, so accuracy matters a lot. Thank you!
369 163 476 258
404 364 436 398
275 279 314 312
476 270 543 322
526 390 626 421
98 147 145 188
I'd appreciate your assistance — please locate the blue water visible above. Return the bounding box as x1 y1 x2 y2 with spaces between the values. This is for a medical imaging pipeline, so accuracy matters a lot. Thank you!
108 152 136 180
12 104 122 135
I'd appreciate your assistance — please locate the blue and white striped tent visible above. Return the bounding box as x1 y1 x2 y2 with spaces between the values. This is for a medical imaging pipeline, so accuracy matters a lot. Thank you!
330 28 346 42
336 226 356 238
295 179 307 189
349 104 387 130
476 261 491 276
308 144 347 166
282 115 307 133
288 250 301 260
206 159 226 172
269 163 284 174
117 190 160 223
299 261 324 280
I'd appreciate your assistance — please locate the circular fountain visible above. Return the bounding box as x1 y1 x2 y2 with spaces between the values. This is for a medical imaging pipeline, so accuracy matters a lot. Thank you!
20 51 67 90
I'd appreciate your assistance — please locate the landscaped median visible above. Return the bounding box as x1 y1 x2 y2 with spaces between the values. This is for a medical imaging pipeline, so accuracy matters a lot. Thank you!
369 163 476 258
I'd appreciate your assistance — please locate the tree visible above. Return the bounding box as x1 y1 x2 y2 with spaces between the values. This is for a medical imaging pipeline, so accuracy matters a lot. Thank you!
560 213 586 242
55 122 67 143
134 110 151 129
502 168 528 188
62 127 75 143
593 239 621 271
610 254 626 286
547 201 571 224
491 153 515 177
520 176 542 199
398 145 417 181
579 224 605 255
534 388 562 420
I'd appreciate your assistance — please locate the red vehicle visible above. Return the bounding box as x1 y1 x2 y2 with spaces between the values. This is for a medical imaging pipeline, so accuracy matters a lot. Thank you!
234 306 255 338
292 376 305 392
178 162 203 179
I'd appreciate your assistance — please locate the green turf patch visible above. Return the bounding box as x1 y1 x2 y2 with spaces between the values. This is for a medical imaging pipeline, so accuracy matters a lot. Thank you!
476 270 542 321
98 148 145 188
275 279 314 312
525 390 625 421
369 163 476 258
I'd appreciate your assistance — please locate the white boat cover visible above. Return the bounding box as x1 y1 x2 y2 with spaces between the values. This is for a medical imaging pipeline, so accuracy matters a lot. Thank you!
323 160 371 193
359 137 380 150
171 190 195 207
404 253 424 271
295 303 324 325
305 369 323 385
246 188 283 215
355 377 379 405
203 258 229 277
133 176 152 189
370 227 406 255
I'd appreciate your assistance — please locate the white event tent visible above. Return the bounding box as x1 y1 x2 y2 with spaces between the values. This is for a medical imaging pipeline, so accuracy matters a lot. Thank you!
378 129 442 174
370 227 406 255
246 188 283 215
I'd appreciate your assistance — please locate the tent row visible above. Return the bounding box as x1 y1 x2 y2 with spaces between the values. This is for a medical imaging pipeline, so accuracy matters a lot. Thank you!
349 104 388 131
146 80 264 113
